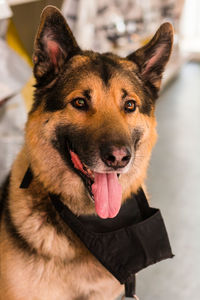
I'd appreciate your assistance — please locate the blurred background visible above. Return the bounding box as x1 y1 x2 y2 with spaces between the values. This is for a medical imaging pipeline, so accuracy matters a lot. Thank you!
0 0 199 299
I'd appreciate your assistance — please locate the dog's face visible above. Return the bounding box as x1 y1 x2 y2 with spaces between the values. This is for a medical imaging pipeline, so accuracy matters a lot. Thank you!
26 6 173 218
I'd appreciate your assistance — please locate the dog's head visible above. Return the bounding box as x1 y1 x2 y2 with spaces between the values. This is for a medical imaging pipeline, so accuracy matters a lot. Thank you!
26 6 173 218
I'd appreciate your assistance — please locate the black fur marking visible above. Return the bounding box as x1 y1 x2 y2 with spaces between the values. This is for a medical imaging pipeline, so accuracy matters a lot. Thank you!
144 81 159 100
31 90 66 113
53 125 96 168
4 204 38 256
100 61 111 86
1 176 50 258
1 177 37 256
90 54 121 86
52 125 95 195
51 126 72 167
31 50 154 115
2 178 71 257
83 89 91 101
122 88 128 99
31 73 67 113
92 57 112 86
73 295 90 300
31 196 76 241
125 72 154 116
20 167 33 189
44 89 67 112
132 129 143 151
30 89 42 112
139 90 154 115
0 174 10 221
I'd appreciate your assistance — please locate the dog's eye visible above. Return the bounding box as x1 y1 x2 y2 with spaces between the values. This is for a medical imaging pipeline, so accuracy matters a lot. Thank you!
124 100 136 113
72 98 88 110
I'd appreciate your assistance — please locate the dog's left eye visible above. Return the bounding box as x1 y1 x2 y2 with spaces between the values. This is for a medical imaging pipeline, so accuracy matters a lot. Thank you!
71 98 88 110
124 100 136 113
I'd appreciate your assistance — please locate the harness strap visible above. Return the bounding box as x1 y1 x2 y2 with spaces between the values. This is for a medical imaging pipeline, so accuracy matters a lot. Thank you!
18 169 154 300
135 188 151 218
50 193 139 299
125 274 136 298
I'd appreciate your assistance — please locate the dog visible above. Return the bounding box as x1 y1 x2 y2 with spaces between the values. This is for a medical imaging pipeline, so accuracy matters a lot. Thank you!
0 6 173 300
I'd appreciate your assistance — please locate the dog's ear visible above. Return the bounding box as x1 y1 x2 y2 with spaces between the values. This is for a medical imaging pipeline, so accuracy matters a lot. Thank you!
33 6 80 86
127 23 173 95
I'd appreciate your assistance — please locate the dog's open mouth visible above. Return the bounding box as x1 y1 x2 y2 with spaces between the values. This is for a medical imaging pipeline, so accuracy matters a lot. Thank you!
69 150 122 219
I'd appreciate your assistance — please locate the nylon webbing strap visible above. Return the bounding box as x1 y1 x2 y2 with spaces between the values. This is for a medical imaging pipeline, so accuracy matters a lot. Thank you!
124 274 138 299
135 188 151 218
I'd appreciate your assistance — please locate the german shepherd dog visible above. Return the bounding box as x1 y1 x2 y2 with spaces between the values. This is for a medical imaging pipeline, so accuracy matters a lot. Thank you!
0 6 173 300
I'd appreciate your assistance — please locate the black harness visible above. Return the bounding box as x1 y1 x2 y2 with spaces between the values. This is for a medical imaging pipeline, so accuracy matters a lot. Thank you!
20 167 173 299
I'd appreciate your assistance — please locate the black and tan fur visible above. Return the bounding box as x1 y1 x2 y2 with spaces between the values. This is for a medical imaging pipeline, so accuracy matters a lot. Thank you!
0 6 173 300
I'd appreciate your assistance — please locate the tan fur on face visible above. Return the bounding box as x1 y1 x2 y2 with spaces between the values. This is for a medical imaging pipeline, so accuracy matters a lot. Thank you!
25 71 157 210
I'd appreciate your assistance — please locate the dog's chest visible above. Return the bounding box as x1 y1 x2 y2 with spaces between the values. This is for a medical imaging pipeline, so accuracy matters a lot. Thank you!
8 252 122 300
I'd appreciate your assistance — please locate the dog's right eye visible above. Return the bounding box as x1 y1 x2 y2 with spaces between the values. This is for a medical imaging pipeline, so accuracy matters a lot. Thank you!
71 98 88 110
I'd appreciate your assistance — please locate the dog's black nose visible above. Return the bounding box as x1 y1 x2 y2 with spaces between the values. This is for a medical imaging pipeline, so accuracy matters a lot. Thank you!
101 146 131 169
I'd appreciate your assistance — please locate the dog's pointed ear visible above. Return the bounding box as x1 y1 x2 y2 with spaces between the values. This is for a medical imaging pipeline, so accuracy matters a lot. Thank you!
33 6 80 85
127 23 173 93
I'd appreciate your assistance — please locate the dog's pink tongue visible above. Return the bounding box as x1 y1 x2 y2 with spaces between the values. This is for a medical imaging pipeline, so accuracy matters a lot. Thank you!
92 173 122 219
